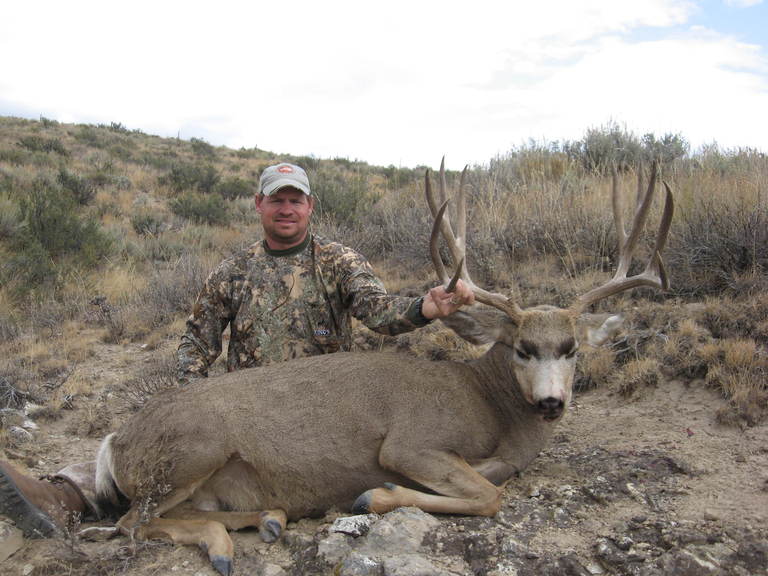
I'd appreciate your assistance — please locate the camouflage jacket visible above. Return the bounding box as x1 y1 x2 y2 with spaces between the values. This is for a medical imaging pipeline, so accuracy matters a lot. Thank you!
177 233 429 381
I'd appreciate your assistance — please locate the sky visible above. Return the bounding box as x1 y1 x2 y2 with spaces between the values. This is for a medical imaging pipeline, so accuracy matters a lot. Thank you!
1 0 767 169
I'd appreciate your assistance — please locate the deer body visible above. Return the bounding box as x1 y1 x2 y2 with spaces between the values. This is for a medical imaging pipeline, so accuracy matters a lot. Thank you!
100 344 557 522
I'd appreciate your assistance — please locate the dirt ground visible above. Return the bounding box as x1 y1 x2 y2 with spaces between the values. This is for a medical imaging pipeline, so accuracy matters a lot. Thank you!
2 336 767 575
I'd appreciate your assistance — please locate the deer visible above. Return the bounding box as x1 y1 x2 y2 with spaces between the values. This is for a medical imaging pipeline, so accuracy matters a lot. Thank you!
94 160 674 575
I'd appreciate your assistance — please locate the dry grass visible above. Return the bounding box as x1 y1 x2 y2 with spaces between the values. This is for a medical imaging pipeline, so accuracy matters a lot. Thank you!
110 353 178 413
575 346 616 391
94 265 146 305
707 339 768 427
614 358 661 397
662 319 712 380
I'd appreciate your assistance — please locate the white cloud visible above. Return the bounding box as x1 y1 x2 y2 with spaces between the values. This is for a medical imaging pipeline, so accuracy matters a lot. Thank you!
723 0 763 7
1 0 766 168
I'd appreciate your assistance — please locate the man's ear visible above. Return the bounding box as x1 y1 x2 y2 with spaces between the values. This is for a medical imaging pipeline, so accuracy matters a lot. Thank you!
307 196 315 214
255 194 264 213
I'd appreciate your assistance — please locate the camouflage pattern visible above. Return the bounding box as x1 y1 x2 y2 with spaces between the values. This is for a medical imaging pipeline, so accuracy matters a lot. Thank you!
177 234 428 382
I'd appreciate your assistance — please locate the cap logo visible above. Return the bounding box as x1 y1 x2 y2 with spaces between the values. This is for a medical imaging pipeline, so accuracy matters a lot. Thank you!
278 165 294 174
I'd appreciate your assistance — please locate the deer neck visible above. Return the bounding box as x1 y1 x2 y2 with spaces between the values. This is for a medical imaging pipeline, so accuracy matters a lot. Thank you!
470 342 538 422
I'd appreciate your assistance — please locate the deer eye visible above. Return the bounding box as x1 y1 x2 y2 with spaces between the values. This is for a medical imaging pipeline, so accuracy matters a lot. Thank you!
514 348 531 361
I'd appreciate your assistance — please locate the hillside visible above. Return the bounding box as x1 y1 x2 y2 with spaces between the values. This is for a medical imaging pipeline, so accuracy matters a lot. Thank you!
0 115 766 575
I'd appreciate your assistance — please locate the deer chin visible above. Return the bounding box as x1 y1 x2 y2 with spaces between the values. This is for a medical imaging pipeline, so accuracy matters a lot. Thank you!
539 410 564 422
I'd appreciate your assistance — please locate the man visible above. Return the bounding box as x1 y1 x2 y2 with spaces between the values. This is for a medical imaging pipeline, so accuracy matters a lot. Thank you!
1 162 474 536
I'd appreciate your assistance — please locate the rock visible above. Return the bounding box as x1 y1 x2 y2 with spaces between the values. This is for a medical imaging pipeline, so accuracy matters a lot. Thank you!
358 507 440 556
549 553 594 576
382 554 443 576
339 552 384 576
317 532 353 566
0 520 24 562
625 482 647 505
595 537 645 570
653 548 720 575
332 514 376 537
727 540 768 575
8 426 33 444
283 530 314 549
262 563 288 576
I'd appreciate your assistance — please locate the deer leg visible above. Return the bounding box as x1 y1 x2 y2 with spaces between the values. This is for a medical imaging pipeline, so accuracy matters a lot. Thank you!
470 457 519 487
353 449 502 516
115 471 216 535
136 517 234 576
165 506 288 542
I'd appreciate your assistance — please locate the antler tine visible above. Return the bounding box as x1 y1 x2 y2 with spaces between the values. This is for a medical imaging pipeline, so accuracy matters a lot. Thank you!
574 162 673 312
424 169 439 219
457 166 468 254
438 159 464 266
611 164 628 265
643 181 674 288
425 161 464 271
635 160 645 207
428 166 523 322
429 200 452 285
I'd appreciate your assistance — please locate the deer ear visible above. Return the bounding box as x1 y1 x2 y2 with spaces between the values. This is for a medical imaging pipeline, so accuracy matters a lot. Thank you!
582 314 624 347
439 305 515 345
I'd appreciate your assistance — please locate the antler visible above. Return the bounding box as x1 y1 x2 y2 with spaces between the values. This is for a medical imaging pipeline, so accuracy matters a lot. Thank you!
573 163 674 312
426 158 523 322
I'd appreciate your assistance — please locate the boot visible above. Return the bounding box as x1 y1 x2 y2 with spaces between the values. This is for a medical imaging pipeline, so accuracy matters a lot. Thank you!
0 460 87 537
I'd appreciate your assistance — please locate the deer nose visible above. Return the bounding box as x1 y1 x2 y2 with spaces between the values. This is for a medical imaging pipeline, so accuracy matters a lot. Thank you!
536 397 564 418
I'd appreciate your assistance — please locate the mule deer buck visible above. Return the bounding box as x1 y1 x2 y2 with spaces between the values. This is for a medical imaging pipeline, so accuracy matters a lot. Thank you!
95 161 673 575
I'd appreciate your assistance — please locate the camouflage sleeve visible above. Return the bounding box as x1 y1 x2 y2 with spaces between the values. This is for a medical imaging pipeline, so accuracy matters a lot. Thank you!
340 252 431 336
176 261 237 384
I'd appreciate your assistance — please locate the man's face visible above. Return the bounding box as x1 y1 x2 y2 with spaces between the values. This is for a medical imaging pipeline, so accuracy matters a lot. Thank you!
255 187 314 249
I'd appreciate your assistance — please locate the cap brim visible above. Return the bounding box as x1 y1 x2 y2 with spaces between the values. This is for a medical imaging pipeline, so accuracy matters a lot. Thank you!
261 178 311 196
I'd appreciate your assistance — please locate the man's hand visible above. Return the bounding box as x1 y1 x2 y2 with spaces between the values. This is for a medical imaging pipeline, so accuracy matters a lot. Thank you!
421 279 475 320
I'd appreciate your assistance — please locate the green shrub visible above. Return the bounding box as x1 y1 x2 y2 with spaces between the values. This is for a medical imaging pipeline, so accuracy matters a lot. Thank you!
74 126 103 147
131 211 166 236
215 176 255 200
107 121 130 133
169 192 229 225
39 116 59 128
235 147 258 159
17 136 68 156
2 236 56 292
57 167 96 205
563 123 688 174
0 195 23 239
196 164 221 193
190 137 216 158
310 165 376 225
2 179 113 295
0 148 28 165
159 162 221 194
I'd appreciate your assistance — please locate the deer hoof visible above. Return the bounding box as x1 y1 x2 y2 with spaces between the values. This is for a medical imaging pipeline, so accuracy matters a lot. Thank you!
352 490 373 514
211 555 233 576
259 518 282 543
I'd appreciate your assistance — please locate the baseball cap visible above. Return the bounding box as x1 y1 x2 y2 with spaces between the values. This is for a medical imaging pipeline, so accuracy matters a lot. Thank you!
259 163 311 196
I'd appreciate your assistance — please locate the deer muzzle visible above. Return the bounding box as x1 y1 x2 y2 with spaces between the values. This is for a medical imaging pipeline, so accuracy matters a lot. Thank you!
536 396 565 420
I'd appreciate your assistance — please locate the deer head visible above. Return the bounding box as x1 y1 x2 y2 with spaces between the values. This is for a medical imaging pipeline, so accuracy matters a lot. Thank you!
426 159 674 420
